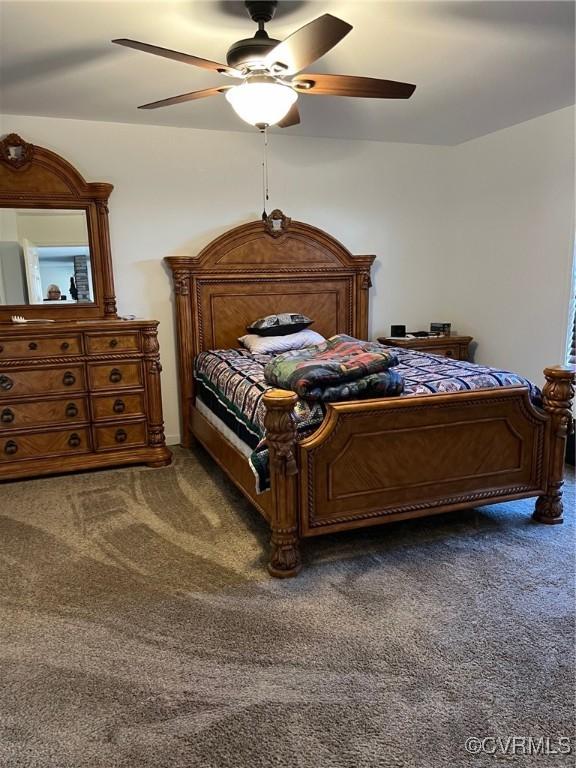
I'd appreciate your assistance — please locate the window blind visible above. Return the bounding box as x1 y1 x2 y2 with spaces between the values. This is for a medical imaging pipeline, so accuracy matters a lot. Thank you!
569 259 576 366
570 302 576 366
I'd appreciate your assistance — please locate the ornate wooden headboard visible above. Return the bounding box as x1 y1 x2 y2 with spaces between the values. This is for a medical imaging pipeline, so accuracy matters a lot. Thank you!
165 209 375 443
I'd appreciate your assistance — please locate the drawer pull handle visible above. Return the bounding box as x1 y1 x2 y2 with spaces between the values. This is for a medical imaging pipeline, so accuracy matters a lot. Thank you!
0 346 3 353
4 440 18 456
1 408 14 424
0 375 13 391
113 399 125 414
68 433 81 448
63 371 76 386
109 368 122 383
28 342 38 350
115 429 128 443
65 403 78 418
61 342 70 351
110 338 118 348
445 350 454 358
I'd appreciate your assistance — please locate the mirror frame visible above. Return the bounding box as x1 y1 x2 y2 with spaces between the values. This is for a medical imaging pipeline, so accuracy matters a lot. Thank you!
0 133 117 321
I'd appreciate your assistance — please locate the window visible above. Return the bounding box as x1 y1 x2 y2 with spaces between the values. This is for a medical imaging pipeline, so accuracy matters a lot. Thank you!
568 249 576 366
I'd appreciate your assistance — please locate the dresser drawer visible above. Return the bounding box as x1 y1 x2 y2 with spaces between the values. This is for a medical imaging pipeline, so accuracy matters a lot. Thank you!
0 365 85 398
0 427 91 462
91 393 145 421
0 335 82 359
88 362 142 391
0 397 88 430
86 332 140 355
93 421 147 450
429 345 459 359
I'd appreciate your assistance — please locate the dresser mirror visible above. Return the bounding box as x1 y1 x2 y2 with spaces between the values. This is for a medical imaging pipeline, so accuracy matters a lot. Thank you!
0 133 117 322
0 207 93 305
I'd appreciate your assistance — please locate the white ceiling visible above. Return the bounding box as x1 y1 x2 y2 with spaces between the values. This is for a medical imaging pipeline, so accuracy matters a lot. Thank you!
1 1 574 145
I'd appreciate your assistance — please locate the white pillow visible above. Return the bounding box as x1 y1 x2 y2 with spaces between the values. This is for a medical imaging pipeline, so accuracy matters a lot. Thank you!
238 329 325 354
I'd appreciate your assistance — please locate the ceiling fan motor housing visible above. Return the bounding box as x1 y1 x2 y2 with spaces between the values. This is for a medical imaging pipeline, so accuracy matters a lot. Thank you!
226 30 280 70
227 0 280 70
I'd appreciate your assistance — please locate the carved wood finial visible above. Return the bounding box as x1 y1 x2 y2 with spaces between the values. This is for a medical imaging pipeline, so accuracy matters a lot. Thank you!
141 327 160 355
360 269 372 289
540 366 575 427
173 271 191 296
104 297 117 317
0 134 34 170
263 389 298 476
533 365 575 524
264 209 291 238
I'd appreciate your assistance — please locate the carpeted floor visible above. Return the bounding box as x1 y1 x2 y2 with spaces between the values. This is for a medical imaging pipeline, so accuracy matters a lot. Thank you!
0 447 574 768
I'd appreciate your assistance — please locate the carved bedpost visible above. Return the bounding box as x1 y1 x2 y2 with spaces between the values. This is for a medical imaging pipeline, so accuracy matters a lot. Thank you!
354 256 374 340
533 366 575 524
263 389 301 578
95 198 117 317
170 266 195 448
141 324 172 467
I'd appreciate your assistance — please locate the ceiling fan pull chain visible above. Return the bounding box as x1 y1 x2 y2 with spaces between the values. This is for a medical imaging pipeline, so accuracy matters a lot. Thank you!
261 125 270 220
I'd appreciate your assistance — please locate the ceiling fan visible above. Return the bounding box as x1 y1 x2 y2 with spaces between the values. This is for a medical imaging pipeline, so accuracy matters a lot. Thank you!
112 0 416 129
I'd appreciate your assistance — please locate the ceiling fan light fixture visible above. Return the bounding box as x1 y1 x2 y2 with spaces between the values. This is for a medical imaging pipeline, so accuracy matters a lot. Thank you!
225 80 297 127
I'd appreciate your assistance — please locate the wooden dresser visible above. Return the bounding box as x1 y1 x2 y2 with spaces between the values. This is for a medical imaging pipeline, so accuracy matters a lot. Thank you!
0 133 171 481
0 320 171 480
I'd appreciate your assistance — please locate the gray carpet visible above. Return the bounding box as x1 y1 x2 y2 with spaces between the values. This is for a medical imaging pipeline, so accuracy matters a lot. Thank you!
0 447 574 768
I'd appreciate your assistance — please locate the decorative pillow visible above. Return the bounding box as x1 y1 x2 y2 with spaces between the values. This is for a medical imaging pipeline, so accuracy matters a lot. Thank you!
247 312 313 337
238 329 325 355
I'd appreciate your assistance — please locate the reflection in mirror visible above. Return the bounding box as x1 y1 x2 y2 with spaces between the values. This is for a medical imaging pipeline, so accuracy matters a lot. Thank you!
0 208 93 305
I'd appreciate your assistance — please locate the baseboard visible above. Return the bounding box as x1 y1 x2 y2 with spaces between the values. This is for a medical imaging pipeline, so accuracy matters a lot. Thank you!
165 434 181 447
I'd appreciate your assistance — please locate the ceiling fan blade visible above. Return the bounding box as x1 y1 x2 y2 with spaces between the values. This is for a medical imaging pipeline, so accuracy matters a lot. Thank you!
264 14 352 76
112 39 242 77
277 103 301 128
292 73 416 99
138 86 230 110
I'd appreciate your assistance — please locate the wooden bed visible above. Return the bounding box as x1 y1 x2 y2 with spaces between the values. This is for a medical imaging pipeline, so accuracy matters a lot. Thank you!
166 210 574 577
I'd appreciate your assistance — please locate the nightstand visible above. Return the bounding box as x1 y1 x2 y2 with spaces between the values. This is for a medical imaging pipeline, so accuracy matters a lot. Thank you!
378 335 473 361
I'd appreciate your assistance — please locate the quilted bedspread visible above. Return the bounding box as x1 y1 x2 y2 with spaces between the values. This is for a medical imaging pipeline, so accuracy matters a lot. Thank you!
263 335 404 401
194 343 541 492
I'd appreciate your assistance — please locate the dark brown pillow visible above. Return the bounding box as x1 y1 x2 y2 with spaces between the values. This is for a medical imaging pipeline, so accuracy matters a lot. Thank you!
247 313 313 337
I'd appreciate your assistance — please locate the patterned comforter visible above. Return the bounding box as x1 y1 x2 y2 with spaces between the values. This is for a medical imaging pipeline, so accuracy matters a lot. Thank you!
264 335 404 401
194 345 541 492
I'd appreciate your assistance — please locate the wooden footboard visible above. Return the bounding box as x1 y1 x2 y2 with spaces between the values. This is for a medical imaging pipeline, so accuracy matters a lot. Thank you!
264 366 574 577
299 386 548 535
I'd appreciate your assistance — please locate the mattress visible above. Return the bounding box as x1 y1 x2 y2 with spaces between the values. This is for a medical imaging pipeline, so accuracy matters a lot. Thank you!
194 345 541 491
194 348 324 451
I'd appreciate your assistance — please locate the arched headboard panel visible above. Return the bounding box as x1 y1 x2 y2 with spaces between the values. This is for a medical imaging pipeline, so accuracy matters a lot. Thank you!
166 210 375 445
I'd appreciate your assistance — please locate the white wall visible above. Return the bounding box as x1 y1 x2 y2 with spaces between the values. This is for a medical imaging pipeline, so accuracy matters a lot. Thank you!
16 211 88 246
1 109 573 442
443 107 575 384
0 209 18 240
